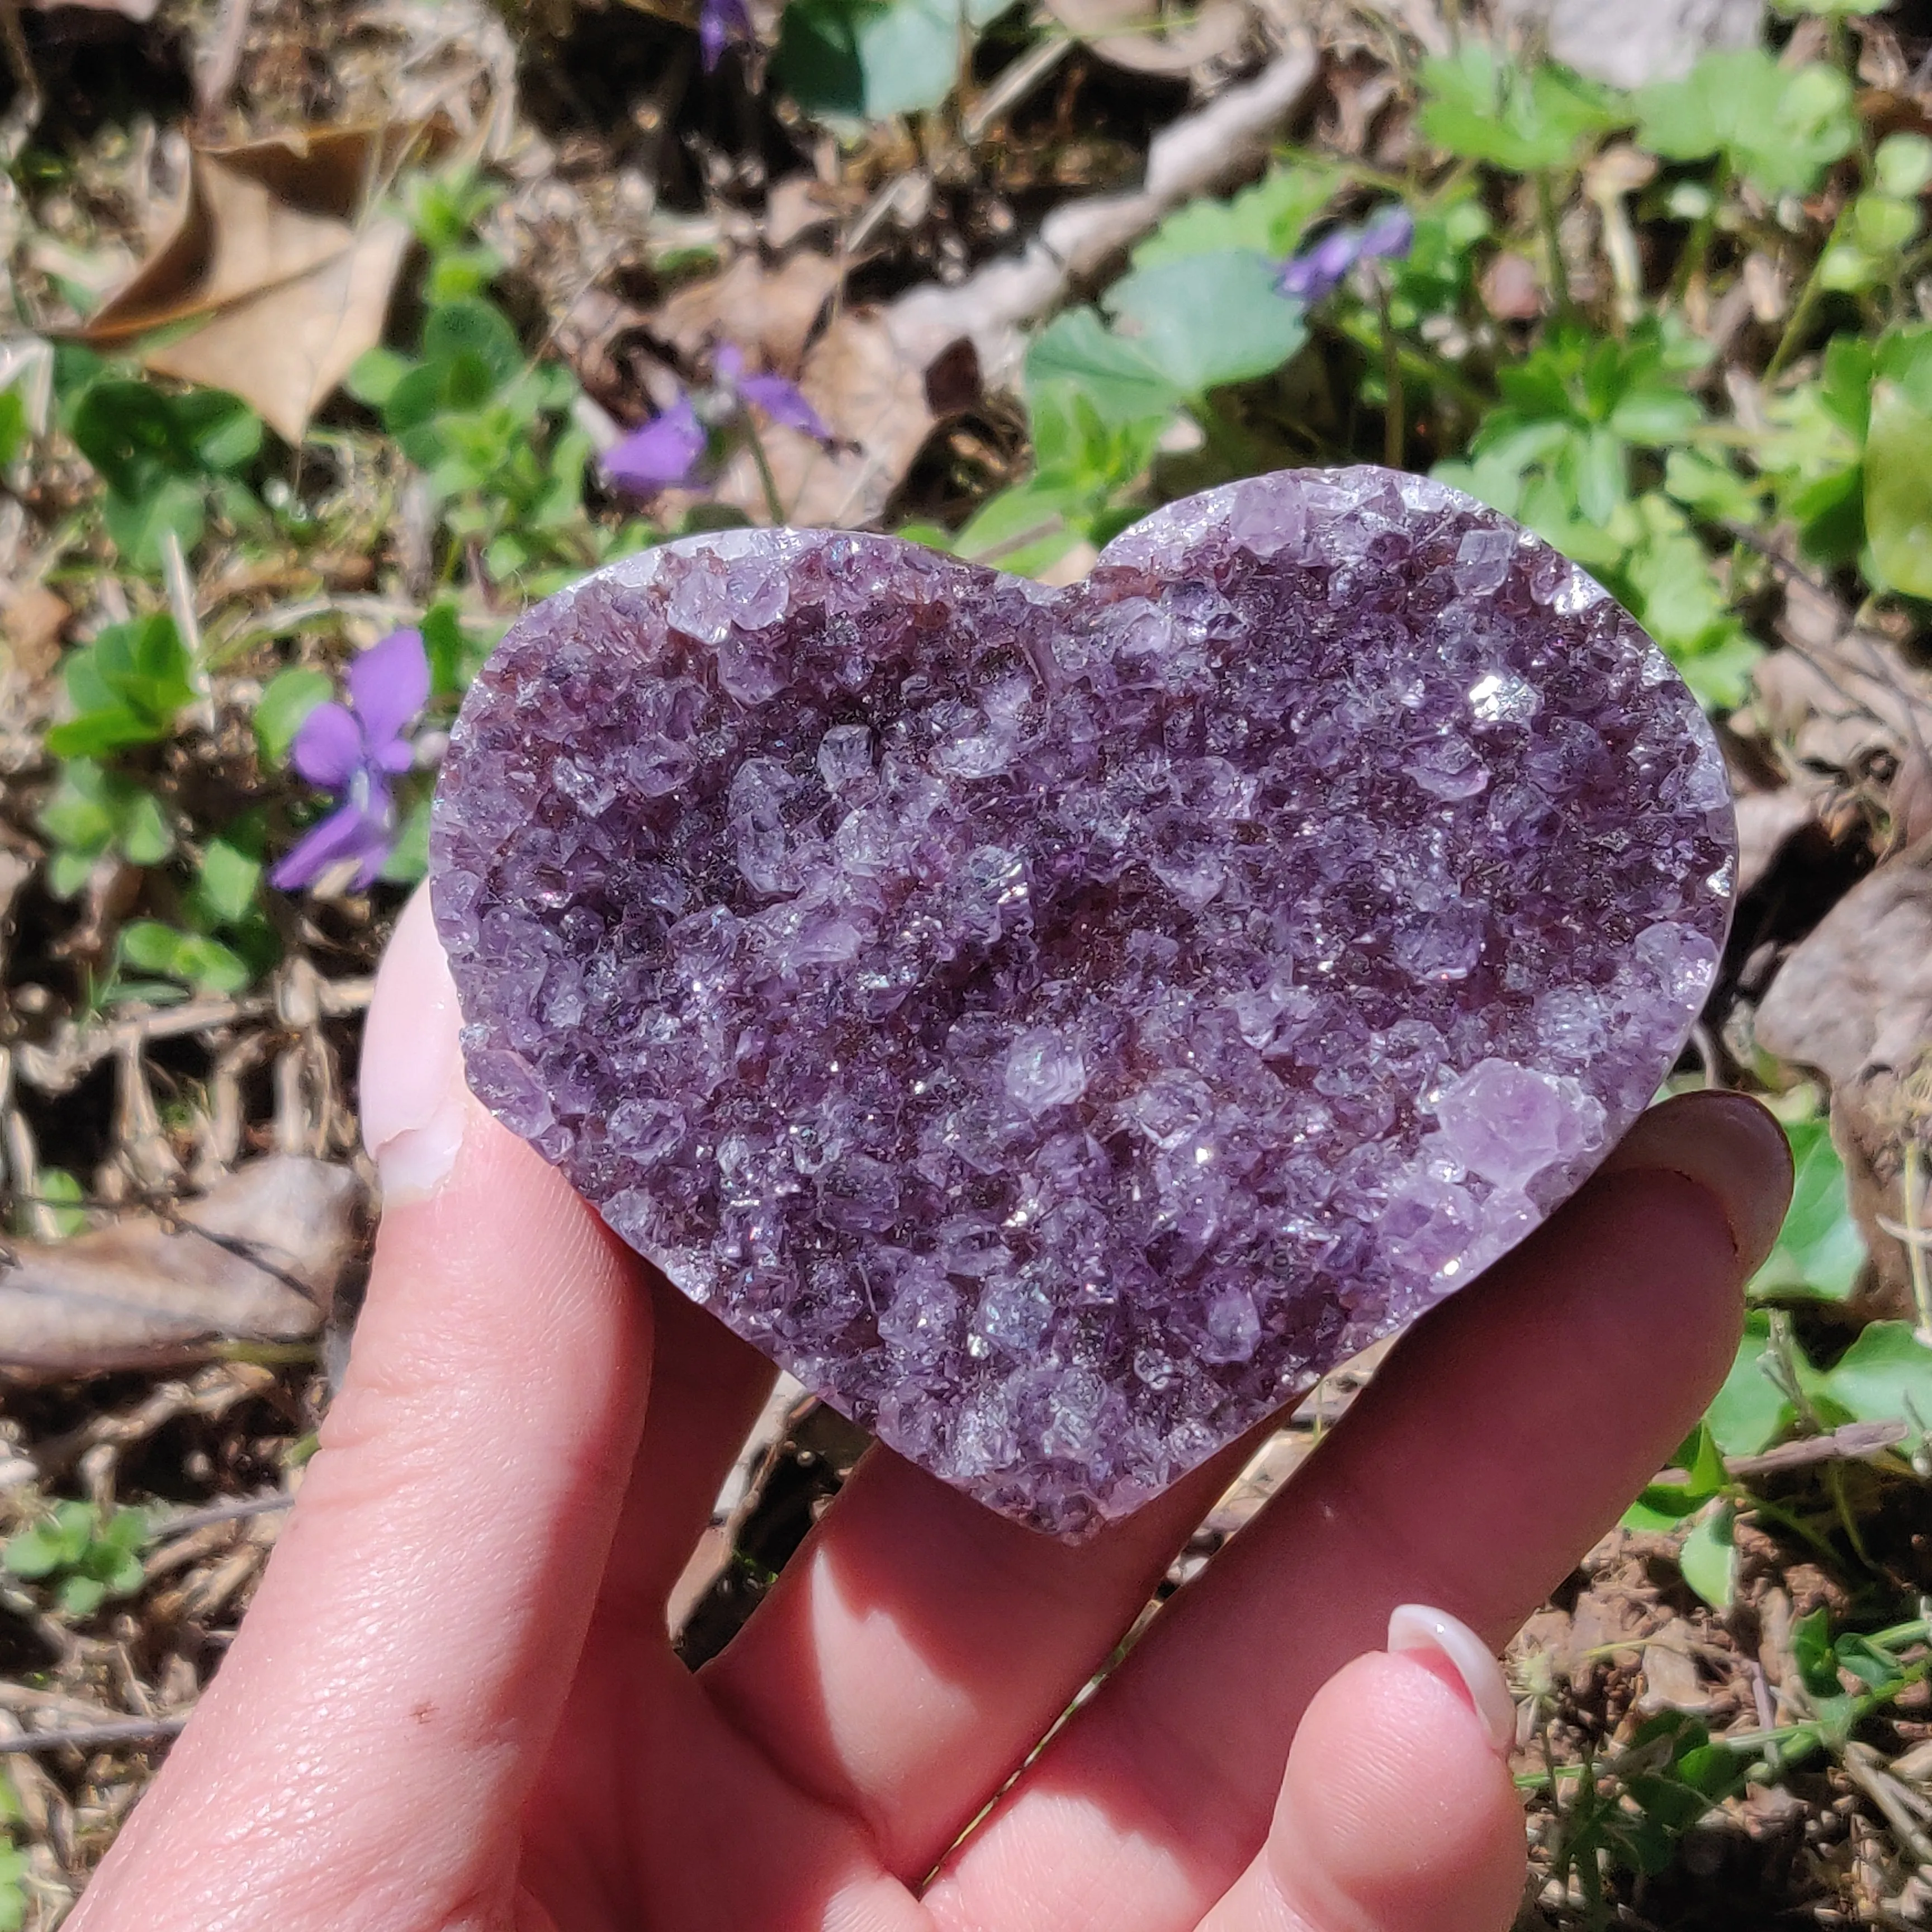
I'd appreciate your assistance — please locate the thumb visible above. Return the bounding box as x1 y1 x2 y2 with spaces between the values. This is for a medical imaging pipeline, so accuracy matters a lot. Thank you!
73 891 654 1932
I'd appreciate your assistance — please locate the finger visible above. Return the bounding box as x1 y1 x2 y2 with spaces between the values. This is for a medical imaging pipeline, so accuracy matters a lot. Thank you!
73 894 657 1932
1195 1608 1522 1932
925 1091 1791 1932
590 1271 777 1630
700 1422 1262 1878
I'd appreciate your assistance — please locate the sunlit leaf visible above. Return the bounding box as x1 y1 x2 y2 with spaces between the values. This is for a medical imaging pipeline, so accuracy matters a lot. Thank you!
1749 1120 1866 1303
1705 1309 1796 1456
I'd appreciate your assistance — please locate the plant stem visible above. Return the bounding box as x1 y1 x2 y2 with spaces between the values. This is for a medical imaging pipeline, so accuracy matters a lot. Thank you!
1903 1139 1932 1342
1670 162 1729 307
1537 170 1571 318
742 422 788 527
1376 285 1404 468
1768 219 1840 381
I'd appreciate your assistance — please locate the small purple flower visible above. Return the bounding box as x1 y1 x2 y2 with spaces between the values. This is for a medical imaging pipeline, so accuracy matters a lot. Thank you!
1276 202 1415 305
602 344 834 499
271 627 429 893
1358 203 1415 264
603 396 709 494
1277 226 1362 304
699 0 754 70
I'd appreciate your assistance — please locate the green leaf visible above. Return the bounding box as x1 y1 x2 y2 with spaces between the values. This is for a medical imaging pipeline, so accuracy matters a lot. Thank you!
955 478 1085 578
102 475 207 574
1863 376 1932 598
1705 1309 1797 1456
1636 51 1857 199
117 786 173 866
1624 1423 1729 1531
48 613 195 756
2 1523 65 1579
253 666 332 766
422 299 523 390
1876 132 1932 199
1417 46 1620 173
1849 192 1920 255
1792 1606 1842 1697
37 759 116 855
120 920 188 977
378 792 432 886
174 932 252 995
1805 1321 1932 1431
119 920 250 995
48 851 94 896
0 388 27 467
1133 162 1338 269
776 0 967 119
58 1574 106 1618
17 1166 88 1240
427 243 503 302
1749 1120 1865 1302
193 836 262 928
1102 250 1309 398
345 345 414 409
1663 447 1765 524
1026 308 1183 430
177 389 264 471
1678 1500 1737 1610
420 600 494 698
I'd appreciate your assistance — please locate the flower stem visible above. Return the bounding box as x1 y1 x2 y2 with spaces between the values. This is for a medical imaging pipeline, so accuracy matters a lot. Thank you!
743 421 788 527
1536 171 1571 318
1375 284 1404 468
1767 221 1839 381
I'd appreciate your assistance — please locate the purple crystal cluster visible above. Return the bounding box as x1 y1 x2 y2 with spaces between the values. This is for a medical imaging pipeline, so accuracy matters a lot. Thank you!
430 468 1735 1538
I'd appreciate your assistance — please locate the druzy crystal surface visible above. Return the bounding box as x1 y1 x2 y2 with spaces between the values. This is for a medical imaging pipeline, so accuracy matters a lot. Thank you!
430 467 1735 1538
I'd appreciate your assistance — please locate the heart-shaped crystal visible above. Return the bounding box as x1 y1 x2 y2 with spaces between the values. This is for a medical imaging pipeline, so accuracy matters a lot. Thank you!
429 467 1734 1538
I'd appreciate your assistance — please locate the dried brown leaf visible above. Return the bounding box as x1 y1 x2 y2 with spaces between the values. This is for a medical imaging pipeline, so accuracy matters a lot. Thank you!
0 1156 362 1375
653 250 845 377
1 584 70 684
1756 850 1932 1315
764 177 841 251
145 217 412 446
1751 579 1932 845
82 125 445 443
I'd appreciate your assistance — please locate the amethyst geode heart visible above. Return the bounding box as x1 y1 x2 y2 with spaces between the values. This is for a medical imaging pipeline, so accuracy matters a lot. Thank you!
429 467 1735 1538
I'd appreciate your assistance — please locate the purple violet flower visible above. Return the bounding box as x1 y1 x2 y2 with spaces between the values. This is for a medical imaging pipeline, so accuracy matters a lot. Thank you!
1358 203 1416 264
602 396 709 495
1277 226 1362 304
271 627 429 893
699 0 754 70
602 344 835 499
1276 202 1415 305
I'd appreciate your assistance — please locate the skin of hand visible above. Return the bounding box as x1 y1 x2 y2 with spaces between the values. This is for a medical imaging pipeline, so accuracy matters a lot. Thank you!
69 889 1794 1932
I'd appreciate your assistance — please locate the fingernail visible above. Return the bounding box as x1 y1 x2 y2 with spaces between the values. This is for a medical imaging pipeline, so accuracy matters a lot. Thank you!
359 888 471 1205
1388 1603 1516 1755
1597 1090 1794 1278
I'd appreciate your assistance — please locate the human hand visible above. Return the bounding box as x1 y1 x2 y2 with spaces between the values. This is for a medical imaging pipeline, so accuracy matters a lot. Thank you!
70 891 1793 1932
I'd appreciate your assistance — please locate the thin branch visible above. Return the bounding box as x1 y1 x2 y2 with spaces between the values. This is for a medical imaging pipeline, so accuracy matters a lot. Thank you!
0 1715 189 1755
147 1492 292 1541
